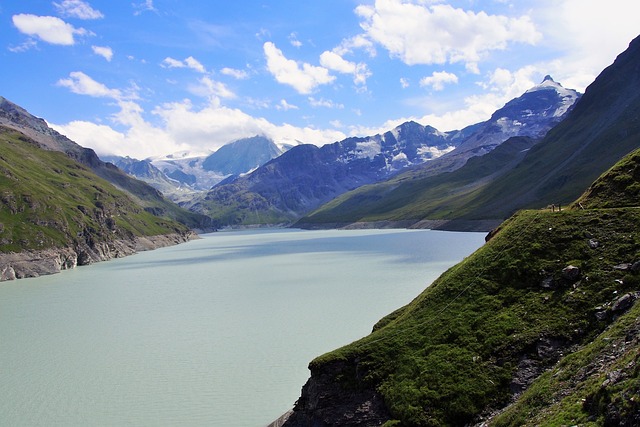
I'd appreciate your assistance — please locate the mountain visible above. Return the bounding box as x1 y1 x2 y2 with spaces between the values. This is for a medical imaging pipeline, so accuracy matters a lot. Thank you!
201 135 283 175
0 96 212 231
277 147 640 426
299 38 640 231
435 75 580 174
0 125 195 280
102 155 188 197
186 78 579 227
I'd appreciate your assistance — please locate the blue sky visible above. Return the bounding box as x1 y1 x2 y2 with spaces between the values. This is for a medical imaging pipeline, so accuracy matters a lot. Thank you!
1 0 638 159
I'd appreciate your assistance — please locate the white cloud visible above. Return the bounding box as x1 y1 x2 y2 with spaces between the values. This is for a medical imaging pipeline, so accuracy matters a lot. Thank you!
334 34 377 57
161 56 206 73
52 98 346 158
289 32 302 48
185 56 206 73
57 71 123 99
263 41 335 94
188 76 236 101
319 50 372 86
92 45 113 61
534 0 640 93
276 99 299 111
221 67 249 79
53 0 104 20
308 97 344 109
319 51 356 74
133 0 157 16
354 1 541 68
12 14 91 46
419 71 458 91
400 77 410 89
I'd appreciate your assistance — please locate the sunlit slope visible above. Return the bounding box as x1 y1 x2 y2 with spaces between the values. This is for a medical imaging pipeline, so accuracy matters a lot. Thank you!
0 126 188 253
283 148 640 426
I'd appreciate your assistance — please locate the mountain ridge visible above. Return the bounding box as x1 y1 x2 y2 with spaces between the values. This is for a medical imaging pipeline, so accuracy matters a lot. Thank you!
298 37 640 231
185 78 579 227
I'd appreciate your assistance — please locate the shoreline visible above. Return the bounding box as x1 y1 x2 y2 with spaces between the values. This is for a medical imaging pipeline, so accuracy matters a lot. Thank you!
295 218 502 233
0 231 199 282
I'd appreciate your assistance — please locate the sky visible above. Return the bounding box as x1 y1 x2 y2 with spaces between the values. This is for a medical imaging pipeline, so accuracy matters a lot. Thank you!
1 0 638 159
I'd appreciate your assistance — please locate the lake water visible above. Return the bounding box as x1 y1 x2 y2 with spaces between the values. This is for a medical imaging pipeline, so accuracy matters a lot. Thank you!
0 228 485 426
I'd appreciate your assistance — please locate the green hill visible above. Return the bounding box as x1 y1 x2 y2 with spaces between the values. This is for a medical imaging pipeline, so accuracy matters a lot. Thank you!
282 148 640 426
0 126 191 269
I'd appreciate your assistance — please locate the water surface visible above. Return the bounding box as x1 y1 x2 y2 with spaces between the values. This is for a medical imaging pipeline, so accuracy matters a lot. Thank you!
0 228 485 426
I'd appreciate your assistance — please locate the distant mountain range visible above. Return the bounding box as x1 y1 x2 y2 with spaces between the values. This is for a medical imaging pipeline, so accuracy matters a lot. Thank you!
298 36 640 231
182 76 580 226
105 135 286 201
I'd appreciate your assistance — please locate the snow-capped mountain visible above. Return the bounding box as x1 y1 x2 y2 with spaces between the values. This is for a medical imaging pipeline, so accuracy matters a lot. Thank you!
187 76 581 225
437 75 581 173
107 135 286 200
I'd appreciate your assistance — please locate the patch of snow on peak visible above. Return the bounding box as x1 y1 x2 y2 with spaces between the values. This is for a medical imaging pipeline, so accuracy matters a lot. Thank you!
417 144 455 159
355 139 382 160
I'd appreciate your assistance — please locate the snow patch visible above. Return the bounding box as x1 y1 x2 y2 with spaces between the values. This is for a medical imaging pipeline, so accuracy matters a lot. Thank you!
354 139 382 160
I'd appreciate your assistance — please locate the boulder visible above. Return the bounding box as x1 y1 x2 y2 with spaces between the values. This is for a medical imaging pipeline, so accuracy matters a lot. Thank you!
562 265 581 282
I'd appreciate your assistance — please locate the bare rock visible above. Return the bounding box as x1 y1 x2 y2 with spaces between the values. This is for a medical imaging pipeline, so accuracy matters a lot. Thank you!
611 293 637 313
562 265 581 282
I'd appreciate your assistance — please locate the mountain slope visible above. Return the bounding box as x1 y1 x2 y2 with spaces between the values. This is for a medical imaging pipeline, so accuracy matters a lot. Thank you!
301 36 640 231
201 135 283 175
188 79 578 228
0 126 194 278
297 136 537 230
279 147 640 427
0 96 212 231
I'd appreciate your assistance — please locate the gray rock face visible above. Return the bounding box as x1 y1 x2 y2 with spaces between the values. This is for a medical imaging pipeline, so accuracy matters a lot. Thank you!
282 359 391 427
0 232 196 282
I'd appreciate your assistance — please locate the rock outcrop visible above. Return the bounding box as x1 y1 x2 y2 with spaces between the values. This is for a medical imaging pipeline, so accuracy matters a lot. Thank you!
0 232 197 281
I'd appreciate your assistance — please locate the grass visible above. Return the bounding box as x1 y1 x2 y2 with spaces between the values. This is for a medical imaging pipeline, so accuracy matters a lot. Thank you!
297 147 640 425
307 205 640 425
0 127 188 252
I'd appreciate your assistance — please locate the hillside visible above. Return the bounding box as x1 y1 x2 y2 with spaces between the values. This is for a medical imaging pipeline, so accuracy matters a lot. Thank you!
0 126 194 280
279 147 640 427
299 35 640 231
0 96 212 231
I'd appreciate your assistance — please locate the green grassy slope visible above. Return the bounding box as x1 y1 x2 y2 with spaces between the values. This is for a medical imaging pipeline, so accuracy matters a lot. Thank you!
0 126 188 253
285 148 640 426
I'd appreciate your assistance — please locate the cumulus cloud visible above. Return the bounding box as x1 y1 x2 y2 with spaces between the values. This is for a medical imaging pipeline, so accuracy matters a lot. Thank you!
92 45 113 61
354 1 541 69
419 71 459 91
263 42 335 94
276 99 299 111
188 76 236 101
161 56 206 73
319 50 372 87
221 67 249 79
54 0 104 20
12 14 91 46
52 98 346 158
57 71 123 99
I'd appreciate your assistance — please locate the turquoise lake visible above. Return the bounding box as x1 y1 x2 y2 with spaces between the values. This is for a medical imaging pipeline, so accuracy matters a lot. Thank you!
0 228 485 426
